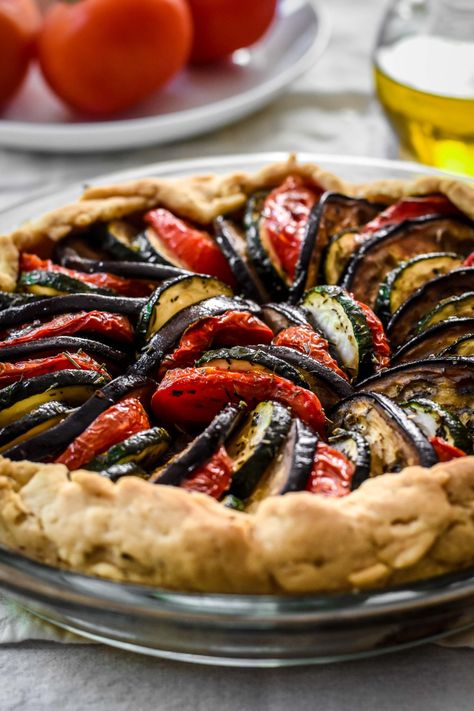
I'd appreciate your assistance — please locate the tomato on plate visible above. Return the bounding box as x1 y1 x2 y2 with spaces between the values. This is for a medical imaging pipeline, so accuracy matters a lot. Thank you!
38 0 192 115
187 0 278 64
0 0 41 106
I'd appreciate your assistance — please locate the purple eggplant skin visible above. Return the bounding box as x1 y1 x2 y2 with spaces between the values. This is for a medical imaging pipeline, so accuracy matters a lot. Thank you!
261 302 309 334
133 295 262 376
341 217 474 309
57 247 189 282
278 418 318 494
0 293 146 331
0 336 129 370
391 318 474 364
150 403 245 486
387 267 474 349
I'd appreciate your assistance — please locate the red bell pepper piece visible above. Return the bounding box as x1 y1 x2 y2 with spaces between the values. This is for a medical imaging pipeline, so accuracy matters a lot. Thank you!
363 195 462 235
262 176 321 281
159 311 274 375
180 445 233 499
272 325 349 381
0 351 108 387
20 253 153 297
151 366 326 434
145 208 236 287
55 397 150 470
355 300 391 371
430 436 466 463
306 441 355 497
1 311 134 348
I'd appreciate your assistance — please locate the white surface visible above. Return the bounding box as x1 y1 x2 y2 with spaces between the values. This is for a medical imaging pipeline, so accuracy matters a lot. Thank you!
0 0 329 153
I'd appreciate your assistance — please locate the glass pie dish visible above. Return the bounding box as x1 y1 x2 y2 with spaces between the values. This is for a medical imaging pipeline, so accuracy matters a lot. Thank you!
0 153 473 666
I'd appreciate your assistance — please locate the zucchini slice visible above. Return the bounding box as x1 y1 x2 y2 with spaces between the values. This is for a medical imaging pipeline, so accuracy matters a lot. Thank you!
196 346 310 389
213 216 268 303
86 427 171 471
257 344 353 409
99 220 144 261
261 302 309 334
245 191 289 301
400 398 473 454
441 334 474 358
0 336 129 370
301 286 372 379
0 401 73 454
322 229 363 286
137 274 233 343
416 292 474 334
387 267 474 349
244 418 318 511
357 358 474 436
19 270 112 297
0 369 109 428
331 392 437 477
227 401 293 500
151 403 244 485
392 318 474 364
291 193 382 301
375 252 463 324
328 428 371 490
341 217 474 308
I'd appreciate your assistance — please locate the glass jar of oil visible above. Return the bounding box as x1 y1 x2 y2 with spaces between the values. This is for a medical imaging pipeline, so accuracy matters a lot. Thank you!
374 0 474 175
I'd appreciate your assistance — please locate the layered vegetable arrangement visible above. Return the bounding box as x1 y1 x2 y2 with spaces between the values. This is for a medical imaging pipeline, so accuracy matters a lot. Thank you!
0 173 473 512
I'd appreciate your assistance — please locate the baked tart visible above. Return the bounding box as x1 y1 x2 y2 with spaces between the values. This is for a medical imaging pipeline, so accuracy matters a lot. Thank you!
0 155 473 594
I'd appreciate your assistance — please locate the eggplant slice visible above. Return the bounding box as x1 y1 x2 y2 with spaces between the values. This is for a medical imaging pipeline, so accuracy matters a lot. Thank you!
58 249 188 282
392 318 474 364
261 303 309 334
357 358 474 436
0 336 130 369
440 334 474 358
330 392 437 477
341 217 474 308
387 267 474 349
328 428 371 490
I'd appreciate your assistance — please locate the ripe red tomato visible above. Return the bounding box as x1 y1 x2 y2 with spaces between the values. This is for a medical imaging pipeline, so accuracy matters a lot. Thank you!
0 0 41 106
38 0 192 115
187 0 278 64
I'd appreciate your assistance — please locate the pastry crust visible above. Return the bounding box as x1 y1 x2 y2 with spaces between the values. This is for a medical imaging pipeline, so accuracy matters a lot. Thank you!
0 154 473 593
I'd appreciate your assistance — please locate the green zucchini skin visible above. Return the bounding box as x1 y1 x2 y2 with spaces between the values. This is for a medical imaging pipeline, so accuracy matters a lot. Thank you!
86 427 171 471
400 398 473 454
221 494 246 511
341 217 474 308
374 252 463 325
228 401 293 500
330 392 437 477
245 192 290 301
328 428 371 490
132 228 186 269
322 229 361 286
387 267 474 349
0 401 73 452
300 285 372 379
392 318 474 364
196 346 310 389
415 292 474 334
151 404 245 486
97 462 149 482
19 270 113 297
98 220 145 261
440 333 474 358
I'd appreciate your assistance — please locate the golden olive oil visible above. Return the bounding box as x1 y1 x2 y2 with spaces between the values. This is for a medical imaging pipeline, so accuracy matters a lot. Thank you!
374 36 474 176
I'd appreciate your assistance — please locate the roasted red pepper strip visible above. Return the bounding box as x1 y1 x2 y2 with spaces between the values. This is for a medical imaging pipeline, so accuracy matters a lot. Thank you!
145 208 236 287
159 311 274 375
55 397 150 470
363 195 462 234
306 442 355 497
430 436 466 463
180 445 233 499
19 253 152 298
464 253 474 267
272 325 349 381
356 300 391 371
0 351 108 387
1 311 134 347
152 366 326 434
262 176 321 281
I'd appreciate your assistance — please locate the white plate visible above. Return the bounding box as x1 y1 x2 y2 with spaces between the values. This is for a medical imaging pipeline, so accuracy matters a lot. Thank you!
0 0 329 154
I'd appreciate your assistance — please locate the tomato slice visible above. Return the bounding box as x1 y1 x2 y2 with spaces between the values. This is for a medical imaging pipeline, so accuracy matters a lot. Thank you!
19 253 152 297
272 325 349 381
152 366 326 433
0 351 108 387
145 208 236 287
1 311 134 347
55 397 150 470
355 300 391 371
363 195 462 234
262 176 321 281
306 442 355 496
159 311 274 375
463 253 474 267
430 436 466 463
180 445 233 499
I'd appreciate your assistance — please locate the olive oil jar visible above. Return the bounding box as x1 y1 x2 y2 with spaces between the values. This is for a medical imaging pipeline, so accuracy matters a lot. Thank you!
374 0 474 176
